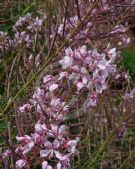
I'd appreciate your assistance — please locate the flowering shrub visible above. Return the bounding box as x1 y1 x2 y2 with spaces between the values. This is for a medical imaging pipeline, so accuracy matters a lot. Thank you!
1 1 135 169
4 44 118 168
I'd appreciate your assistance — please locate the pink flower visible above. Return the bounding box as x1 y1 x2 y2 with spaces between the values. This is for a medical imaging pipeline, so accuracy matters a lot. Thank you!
59 55 73 69
16 135 31 142
40 139 60 158
50 98 68 112
18 104 31 114
16 159 27 168
55 151 69 161
55 151 70 169
32 87 44 104
49 84 58 92
31 133 42 143
22 141 34 154
87 93 98 107
69 66 89 91
58 24 64 35
79 45 87 55
59 48 73 69
43 75 53 83
107 48 116 61
66 138 79 155
2 149 11 159
28 54 33 66
77 82 84 91
49 124 69 138
16 135 34 154
97 60 107 70
92 71 107 93
50 98 61 107
42 161 52 169
35 122 47 134
58 72 68 80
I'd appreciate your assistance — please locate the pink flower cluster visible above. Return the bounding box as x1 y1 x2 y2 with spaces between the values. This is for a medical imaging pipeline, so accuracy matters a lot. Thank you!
0 13 46 67
13 13 46 47
59 45 117 107
14 124 79 169
15 83 79 168
57 1 132 48
3 44 118 168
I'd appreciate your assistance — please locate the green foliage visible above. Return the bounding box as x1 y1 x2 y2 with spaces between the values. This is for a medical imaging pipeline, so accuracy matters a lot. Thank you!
121 49 135 84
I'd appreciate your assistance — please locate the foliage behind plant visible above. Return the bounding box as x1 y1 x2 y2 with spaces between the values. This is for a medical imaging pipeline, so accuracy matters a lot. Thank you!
122 49 135 84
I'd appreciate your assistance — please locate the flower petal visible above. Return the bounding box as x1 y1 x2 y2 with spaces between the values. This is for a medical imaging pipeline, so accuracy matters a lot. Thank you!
49 84 58 92
98 60 107 70
44 141 52 148
40 150 51 157
53 139 60 149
